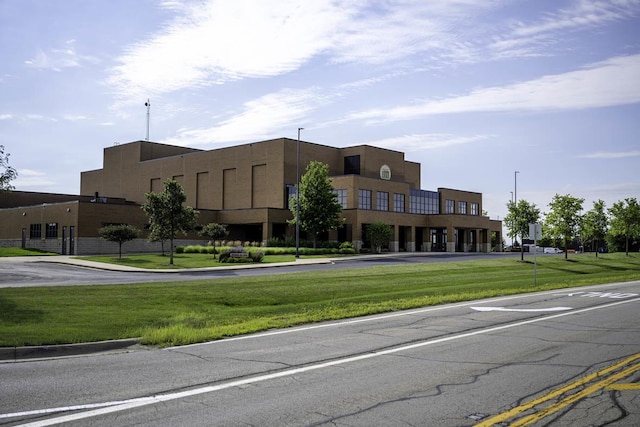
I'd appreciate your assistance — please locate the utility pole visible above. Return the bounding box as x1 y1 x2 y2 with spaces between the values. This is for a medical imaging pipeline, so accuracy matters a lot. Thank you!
145 99 151 141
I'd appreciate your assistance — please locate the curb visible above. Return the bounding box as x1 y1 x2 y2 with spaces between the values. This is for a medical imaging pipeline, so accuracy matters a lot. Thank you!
0 338 142 361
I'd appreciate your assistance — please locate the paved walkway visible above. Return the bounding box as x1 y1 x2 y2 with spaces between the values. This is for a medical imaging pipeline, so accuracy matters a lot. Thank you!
0 254 335 272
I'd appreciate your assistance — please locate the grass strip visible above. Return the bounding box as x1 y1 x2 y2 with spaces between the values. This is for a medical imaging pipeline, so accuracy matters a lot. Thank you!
1 254 638 348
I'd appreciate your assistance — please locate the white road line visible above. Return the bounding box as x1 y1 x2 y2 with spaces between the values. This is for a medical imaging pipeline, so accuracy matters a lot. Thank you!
471 306 573 312
169 280 640 350
7 296 640 427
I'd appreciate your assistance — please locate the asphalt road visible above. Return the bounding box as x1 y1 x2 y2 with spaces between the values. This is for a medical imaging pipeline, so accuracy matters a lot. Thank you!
1 280 639 426
0 252 519 288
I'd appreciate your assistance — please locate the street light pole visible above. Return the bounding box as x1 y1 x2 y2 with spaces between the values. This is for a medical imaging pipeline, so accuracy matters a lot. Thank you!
514 171 519 204
295 127 304 258
515 170 520 256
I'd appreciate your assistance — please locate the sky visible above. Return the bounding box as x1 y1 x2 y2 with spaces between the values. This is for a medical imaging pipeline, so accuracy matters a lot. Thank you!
1 0 639 224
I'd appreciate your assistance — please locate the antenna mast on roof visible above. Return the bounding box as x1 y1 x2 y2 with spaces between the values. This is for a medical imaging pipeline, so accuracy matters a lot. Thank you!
144 99 151 141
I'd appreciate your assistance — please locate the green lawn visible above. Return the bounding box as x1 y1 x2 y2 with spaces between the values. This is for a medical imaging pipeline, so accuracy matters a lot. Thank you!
0 247 56 257
77 253 298 269
1 253 638 348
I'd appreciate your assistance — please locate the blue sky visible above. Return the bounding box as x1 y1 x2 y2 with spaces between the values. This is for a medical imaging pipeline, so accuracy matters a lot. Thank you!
1 0 639 223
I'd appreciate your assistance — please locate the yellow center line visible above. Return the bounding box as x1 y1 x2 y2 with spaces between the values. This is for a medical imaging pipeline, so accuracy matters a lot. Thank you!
607 383 640 390
475 352 640 427
510 362 640 426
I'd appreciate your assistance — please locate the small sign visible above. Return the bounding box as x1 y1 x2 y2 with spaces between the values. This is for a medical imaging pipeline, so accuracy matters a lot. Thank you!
529 223 542 240
380 165 391 180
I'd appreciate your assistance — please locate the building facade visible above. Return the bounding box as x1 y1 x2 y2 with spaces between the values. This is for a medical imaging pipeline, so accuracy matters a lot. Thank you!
0 138 502 254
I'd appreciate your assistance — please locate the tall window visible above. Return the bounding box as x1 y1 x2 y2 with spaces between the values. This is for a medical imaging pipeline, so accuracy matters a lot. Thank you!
471 202 479 215
458 201 467 215
344 155 361 175
30 223 42 239
286 184 297 208
393 193 405 212
334 189 347 209
376 191 389 211
410 189 439 214
358 189 371 210
45 223 58 239
445 199 455 214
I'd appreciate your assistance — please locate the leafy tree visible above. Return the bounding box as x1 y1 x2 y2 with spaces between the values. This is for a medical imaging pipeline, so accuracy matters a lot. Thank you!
503 199 541 261
289 161 343 248
581 200 608 257
98 224 140 260
545 194 584 260
199 223 229 259
367 221 393 253
608 198 640 256
142 179 198 265
0 145 18 191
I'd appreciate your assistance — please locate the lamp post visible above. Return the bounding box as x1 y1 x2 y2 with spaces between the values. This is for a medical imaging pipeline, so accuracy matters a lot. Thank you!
515 170 520 254
514 171 519 204
295 127 304 258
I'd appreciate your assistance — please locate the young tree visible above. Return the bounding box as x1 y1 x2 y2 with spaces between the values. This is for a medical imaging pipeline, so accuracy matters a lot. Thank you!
98 224 140 260
581 200 608 257
289 161 343 248
503 199 541 261
199 223 229 259
0 145 18 191
367 222 393 253
608 198 640 256
142 179 198 265
545 194 584 260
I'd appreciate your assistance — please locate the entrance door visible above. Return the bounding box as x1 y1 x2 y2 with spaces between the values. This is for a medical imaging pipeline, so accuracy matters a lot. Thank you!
22 228 26 249
69 226 75 255
61 227 67 255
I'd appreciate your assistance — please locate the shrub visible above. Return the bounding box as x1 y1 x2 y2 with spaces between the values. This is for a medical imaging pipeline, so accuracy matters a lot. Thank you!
218 250 230 262
175 246 185 254
199 246 209 254
250 251 265 262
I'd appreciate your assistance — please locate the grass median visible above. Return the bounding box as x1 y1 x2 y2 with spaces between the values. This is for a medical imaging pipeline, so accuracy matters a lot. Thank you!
1 253 639 348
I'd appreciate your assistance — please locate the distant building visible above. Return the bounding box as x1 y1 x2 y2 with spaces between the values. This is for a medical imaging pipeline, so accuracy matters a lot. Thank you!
0 138 502 255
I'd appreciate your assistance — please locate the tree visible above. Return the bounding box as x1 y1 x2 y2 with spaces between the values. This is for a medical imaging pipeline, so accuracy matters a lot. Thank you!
199 223 229 259
289 161 343 248
142 179 198 265
545 194 584 260
581 200 608 257
367 222 393 253
608 198 640 256
98 224 140 260
503 199 541 261
0 145 18 191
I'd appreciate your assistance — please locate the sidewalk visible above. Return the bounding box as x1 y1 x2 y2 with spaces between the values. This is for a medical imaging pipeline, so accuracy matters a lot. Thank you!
2 254 336 272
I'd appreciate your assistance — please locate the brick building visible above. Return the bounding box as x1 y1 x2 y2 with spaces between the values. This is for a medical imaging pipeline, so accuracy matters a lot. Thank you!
0 138 502 254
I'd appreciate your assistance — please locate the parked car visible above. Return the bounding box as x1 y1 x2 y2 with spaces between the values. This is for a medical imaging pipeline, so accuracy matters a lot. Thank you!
543 247 563 254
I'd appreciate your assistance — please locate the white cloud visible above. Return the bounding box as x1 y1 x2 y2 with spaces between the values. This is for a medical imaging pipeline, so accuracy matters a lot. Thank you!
347 54 640 123
25 40 97 72
579 150 640 159
365 134 492 152
162 87 332 146
0 114 12 120
108 0 354 106
14 169 55 187
490 0 640 58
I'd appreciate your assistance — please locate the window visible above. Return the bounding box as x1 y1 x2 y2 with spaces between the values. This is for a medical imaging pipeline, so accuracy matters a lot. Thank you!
458 201 467 215
393 193 405 212
334 189 347 209
29 223 42 239
376 191 389 211
286 184 297 208
471 202 479 216
45 223 58 239
344 155 361 175
445 199 455 214
410 189 439 214
358 189 371 210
